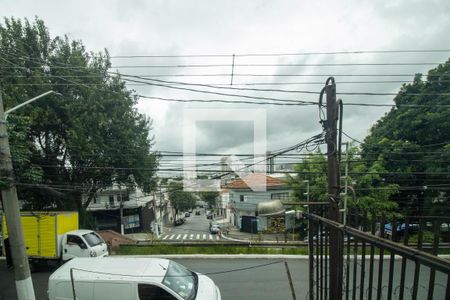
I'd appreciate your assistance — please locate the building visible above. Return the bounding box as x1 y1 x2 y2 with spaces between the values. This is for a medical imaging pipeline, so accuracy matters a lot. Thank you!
86 184 153 234
226 173 293 233
86 183 174 236
219 188 230 219
152 186 173 236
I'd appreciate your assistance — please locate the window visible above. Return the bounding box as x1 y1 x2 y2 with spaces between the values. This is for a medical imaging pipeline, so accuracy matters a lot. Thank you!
162 261 197 300
83 232 104 247
138 284 177 300
240 195 245 202
271 192 289 200
66 235 86 248
109 195 114 206
122 194 130 202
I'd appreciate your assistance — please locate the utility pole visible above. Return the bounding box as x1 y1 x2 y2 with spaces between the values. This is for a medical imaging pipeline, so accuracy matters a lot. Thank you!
340 142 349 225
0 87 36 300
119 185 124 235
322 78 342 299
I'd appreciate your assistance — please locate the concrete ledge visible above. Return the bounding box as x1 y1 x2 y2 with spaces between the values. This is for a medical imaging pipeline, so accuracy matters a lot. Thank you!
113 254 309 259
108 254 450 260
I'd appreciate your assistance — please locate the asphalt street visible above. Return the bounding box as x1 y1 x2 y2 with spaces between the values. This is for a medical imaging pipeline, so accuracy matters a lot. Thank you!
0 258 308 300
161 210 224 242
0 257 448 299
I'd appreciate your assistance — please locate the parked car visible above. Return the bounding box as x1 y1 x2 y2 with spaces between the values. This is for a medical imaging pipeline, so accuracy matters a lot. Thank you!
174 218 185 226
206 213 213 220
188 209 193 213
210 224 221 234
185 212 191 217
195 211 201 216
48 257 222 300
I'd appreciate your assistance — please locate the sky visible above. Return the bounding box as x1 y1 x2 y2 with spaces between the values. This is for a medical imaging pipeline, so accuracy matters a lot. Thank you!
2 0 450 172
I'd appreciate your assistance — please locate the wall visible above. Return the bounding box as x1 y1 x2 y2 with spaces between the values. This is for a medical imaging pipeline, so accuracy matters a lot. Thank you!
229 188 292 230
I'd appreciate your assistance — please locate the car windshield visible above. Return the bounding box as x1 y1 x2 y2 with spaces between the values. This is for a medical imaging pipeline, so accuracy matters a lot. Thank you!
162 261 198 300
82 232 104 247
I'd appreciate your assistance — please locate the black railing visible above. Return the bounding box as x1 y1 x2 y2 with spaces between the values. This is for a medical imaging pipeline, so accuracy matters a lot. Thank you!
307 207 450 300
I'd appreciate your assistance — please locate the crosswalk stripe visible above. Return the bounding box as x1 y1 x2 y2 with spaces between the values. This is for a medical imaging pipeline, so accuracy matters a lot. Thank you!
209 234 213 240
203 234 206 240
162 235 169 240
216 236 219 240
183 234 188 240
190 234 194 239
169 235 175 239
176 234 181 239
196 234 200 240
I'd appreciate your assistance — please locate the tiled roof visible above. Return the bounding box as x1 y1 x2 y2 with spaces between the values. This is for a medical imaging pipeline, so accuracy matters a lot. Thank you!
225 173 286 190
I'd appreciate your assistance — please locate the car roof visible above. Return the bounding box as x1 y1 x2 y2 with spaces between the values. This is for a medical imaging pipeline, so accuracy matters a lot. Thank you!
66 229 96 235
49 257 170 283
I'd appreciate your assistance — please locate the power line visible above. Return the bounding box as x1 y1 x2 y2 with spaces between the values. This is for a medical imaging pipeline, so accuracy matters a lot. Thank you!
3 62 446 70
118 74 450 96
111 62 446 68
108 49 450 58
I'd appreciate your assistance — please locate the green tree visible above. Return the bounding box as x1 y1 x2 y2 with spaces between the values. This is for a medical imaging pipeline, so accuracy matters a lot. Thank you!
198 191 219 208
168 181 196 222
362 58 450 215
0 17 158 225
287 146 398 216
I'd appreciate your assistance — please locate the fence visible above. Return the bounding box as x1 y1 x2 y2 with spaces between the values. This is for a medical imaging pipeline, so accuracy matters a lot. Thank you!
306 205 450 300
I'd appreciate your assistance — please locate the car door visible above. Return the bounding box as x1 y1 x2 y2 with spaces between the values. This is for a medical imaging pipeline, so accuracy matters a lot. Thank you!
137 283 180 300
63 234 89 260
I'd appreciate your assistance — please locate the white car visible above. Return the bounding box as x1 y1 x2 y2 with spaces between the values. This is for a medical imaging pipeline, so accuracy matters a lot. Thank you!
210 224 221 234
48 257 221 300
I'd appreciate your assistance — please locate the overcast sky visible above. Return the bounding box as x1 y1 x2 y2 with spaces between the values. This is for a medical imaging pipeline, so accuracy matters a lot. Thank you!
2 0 450 167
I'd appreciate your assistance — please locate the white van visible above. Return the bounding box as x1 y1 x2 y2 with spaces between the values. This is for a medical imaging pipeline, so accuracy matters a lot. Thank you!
48 257 221 300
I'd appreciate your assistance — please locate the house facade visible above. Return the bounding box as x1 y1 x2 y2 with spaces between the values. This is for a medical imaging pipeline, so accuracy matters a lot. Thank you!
226 173 293 233
219 188 230 219
86 184 153 234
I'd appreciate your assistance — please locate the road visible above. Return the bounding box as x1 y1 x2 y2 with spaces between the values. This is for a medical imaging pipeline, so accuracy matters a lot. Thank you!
0 258 308 300
160 210 224 242
1 257 447 299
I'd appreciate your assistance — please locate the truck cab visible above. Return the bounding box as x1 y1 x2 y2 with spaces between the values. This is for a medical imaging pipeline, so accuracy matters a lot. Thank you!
61 230 108 261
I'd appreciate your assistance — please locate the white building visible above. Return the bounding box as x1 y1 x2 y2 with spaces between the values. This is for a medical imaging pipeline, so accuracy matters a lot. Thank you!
219 189 230 219
226 173 293 233
85 184 164 235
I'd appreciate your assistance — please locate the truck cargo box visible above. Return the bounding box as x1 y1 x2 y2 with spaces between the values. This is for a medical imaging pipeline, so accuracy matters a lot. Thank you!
2 211 78 259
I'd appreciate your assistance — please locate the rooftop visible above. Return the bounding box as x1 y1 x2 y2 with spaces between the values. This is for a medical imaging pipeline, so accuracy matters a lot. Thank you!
225 173 287 190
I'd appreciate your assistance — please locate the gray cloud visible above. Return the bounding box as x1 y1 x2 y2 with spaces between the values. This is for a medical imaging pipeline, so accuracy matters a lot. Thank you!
2 0 449 161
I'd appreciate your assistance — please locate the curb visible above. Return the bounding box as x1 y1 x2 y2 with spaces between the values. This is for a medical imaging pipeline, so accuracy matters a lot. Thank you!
113 254 309 259
1 254 448 260
220 234 250 243
221 233 294 244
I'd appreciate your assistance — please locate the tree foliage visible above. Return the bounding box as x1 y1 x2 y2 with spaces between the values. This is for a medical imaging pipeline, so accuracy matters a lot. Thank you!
198 191 219 208
0 17 158 224
362 59 450 215
287 147 399 215
168 181 196 220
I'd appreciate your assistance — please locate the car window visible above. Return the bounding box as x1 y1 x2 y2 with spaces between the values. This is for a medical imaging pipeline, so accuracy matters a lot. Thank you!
138 284 177 300
83 232 104 247
162 261 197 300
66 235 86 248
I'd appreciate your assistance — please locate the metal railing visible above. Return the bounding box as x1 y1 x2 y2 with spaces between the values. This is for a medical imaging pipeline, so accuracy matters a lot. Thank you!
306 206 450 300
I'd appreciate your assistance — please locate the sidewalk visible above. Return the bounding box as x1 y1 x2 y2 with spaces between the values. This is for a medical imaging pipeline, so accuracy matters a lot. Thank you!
218 220 302 243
